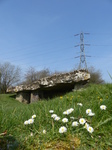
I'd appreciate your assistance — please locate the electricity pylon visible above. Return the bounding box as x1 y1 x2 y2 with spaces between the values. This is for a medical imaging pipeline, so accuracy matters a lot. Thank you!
74 32 90 70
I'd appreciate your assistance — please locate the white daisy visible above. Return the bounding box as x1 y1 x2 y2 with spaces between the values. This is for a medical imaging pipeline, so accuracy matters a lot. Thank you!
24 120 29 125
86 109 92 114
88 112 95 116
30 132 33 136
69 108 74 111
59 126 67 133
87 126 94 133
84 123 89 129
28 118 34 124
63 111 68 115
67 108 74 115
49 110 54 113
54 116 60 121
51 114 57 119
77 103 83 106
32 114 36 119
72 121 79 126
43 130 46 134
100 105 107 110
79 118 86 125
66 109 71 115
62 118 68 123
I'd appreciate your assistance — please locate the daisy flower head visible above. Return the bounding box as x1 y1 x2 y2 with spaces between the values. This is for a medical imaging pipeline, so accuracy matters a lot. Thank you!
77 103 83 106
43 130 46 134
72 121 79 127
28 118 34 124
30 132 33 136
100 105 107 110
84 123 89 129
49 110 54 113
86 109 92 114
32 114 36 119
87 126 94 133
59 126 67 133
79 118 86 125
24 120 29 125
63 110 68 115
88 112 95 116
69 108 74 111
51 114 57 119
66 109 71 115
62 118 68 123
66 108 74 115
54 116 60 121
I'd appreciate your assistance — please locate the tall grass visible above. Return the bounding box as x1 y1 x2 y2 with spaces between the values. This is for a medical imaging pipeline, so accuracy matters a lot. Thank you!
0 84 112 149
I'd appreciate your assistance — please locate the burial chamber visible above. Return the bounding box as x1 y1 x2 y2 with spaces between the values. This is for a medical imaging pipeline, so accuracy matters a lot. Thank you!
7 69 90 103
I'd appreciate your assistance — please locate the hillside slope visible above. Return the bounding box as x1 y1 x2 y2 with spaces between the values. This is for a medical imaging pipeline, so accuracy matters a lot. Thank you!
0 84 112 150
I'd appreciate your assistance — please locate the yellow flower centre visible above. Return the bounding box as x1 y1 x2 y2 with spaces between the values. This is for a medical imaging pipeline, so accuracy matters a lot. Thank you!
89 128 91 131
62 128 64 131
81 120 84 123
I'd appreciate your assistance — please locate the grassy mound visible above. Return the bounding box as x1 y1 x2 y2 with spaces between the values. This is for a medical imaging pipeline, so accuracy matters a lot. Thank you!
0 84 112 149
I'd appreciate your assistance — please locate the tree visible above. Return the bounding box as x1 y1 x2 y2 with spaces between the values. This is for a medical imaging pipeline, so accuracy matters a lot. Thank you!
36 68 50 79
24 67 38 84
88 66 104 84
0 62 21 93
24 67 50 84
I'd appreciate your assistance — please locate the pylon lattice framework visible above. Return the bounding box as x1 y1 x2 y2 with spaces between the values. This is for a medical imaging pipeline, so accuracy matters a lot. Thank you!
78 32 87 70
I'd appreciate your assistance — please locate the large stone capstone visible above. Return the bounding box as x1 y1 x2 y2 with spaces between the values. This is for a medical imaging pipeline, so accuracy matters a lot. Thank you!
7 69 90 103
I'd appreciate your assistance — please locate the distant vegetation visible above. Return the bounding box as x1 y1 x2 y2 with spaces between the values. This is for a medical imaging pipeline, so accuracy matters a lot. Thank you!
88 66 105 84
23 67 51 84
0 62 21 94
0 84 112 149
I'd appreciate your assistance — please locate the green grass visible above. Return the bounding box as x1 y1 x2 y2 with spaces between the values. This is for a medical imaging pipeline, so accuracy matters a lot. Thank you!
0 84 112 150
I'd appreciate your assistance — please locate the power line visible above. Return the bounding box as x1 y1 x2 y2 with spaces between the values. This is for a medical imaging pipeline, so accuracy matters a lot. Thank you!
90 33 112 35
15 57 76 79
0 36 73 54
91 44 112 46
0 32 112 74
1 46 74 62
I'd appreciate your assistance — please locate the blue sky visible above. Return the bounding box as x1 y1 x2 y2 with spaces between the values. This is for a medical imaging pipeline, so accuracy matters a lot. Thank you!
0 0 112 82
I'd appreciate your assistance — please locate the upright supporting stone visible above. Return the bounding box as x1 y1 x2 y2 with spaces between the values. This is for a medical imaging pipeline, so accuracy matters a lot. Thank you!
30 91 40 103
16 92 30 104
